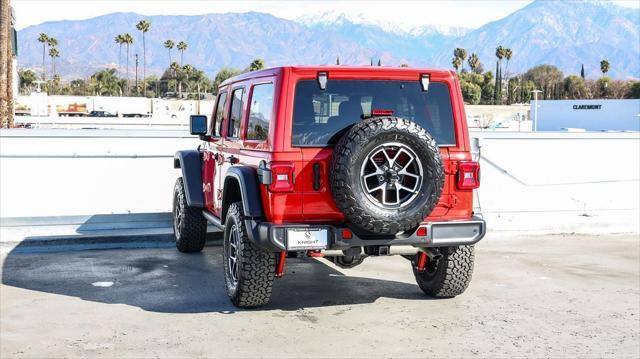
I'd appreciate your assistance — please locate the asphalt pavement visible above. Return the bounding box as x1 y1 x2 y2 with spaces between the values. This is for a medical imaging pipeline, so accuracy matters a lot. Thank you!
1 233 638 358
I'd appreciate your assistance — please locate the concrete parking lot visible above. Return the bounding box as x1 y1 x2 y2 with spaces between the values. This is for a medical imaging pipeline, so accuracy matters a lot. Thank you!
1 233 639 358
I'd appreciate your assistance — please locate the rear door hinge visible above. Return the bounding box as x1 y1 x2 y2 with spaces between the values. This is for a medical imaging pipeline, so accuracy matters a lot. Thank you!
444 161 458 175
441 194 458 208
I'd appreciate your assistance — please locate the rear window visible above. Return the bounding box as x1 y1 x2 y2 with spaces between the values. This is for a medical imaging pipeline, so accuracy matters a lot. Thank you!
292 80 456 146
247 83 274 141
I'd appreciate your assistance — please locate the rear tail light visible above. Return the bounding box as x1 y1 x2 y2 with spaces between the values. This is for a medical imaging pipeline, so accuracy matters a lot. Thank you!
416 226 427 237
268 161 295 192
341 229 353 239
457 161 480 190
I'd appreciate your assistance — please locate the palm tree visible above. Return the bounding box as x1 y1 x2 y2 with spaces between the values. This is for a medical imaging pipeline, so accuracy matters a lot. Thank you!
46 37 58 79
115 34 125 77
248 58 265 72
451 56 462 73
177 41 188 66
600 60 610 76
164 39 175 68
89 68 122 96
38 33 49 80
468 53 481 74
503 48 513 103
122 33 134 93
170 61 181 93
495 46 506 104
136 20 151 96
453 48 467 71
48 47 60 78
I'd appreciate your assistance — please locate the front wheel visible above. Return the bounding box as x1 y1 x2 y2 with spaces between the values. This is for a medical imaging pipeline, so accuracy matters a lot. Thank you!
412 245 475 298
223 202 276 308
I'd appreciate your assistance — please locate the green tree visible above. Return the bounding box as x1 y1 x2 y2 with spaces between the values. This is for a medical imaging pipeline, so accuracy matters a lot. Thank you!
453 48 467 72
580 64 585 79
451 56 462 73
626 81 640 99
136 19 151 96
468 53 481 74
480 71 494 104
164 39 175 68
524 64 564 100
177 40 188 66
600 60 610 77
37 33 49 80
18 69 38 94
460 81 481 104
564 75 587 99
213 67 242 93
169 61 181 93
597 76 612 98
89 68 122 96
248 58 265 72
336 56 340 65
377 59 382 66
115 34 125 77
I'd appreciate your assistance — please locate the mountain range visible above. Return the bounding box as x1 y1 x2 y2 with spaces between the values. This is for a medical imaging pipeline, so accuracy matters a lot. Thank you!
16 0 640 80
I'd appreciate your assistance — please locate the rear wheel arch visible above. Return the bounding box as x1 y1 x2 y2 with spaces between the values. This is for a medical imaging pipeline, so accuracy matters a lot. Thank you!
221 166 265 223
174 150 204 208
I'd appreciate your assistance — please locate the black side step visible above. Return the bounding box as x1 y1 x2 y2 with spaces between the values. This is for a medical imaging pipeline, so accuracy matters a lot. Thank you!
202 211 224 230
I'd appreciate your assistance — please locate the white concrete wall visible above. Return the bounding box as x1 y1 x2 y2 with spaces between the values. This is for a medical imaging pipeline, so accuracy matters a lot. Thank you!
472 131 640 232
533 99 640 131
0 129 197 217
1 129 639 232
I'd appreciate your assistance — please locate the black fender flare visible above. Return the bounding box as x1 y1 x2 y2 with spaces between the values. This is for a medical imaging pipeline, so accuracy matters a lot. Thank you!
173 150 204 208
222 166 264 222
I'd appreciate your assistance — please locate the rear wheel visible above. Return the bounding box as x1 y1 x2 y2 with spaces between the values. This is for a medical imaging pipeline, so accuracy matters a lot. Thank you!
413 246 475 298
173 177 207 253
223 202 276 308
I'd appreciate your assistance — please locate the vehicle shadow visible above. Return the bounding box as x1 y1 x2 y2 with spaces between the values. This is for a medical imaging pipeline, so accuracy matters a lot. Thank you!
1 246 428 314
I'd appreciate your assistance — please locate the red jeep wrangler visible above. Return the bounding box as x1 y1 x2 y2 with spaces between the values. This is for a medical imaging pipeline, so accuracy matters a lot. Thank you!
173 66 485 308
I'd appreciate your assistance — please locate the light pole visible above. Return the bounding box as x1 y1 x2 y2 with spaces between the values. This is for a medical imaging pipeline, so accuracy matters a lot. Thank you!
531 89 542 132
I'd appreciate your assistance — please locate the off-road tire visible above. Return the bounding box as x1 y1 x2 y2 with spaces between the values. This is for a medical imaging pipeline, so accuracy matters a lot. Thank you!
413 246 475 298
223 202 276 308
173 177 207 253
330 116 445 235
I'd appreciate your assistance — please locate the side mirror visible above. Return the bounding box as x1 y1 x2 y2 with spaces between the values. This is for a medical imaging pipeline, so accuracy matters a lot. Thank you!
190 115 208 137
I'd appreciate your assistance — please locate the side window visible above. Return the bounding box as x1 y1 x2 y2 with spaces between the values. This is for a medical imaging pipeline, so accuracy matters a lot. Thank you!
212 92 227 137
227 88 245 138
246 83 274 141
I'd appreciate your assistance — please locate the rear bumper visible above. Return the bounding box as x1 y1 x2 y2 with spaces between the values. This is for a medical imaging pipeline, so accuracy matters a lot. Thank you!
246 216 486 252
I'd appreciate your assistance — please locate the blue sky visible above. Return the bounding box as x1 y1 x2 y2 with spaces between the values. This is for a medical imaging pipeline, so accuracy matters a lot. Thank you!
13 0 640 30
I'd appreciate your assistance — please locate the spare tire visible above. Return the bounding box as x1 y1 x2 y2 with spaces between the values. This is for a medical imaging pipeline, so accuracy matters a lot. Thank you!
330 116 445 235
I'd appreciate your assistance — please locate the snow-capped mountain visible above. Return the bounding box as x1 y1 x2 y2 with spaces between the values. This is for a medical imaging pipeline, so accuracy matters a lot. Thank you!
17 0 639 79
